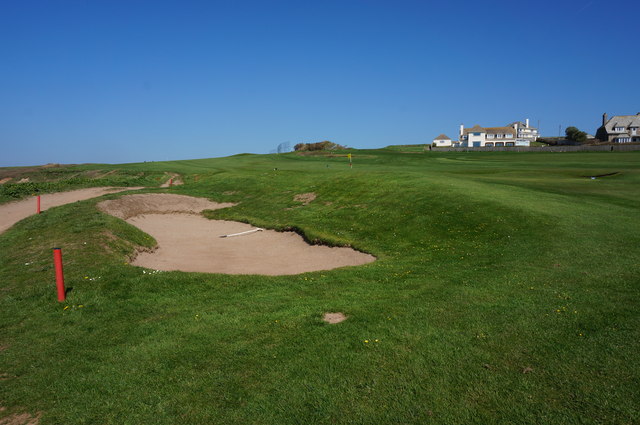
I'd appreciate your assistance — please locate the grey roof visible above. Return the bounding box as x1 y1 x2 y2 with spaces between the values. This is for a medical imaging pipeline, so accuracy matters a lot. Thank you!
434 134 451 140
604 114 640 133
463 125 485 134
462 124 515 137
484 126 515 136
509 121 538 130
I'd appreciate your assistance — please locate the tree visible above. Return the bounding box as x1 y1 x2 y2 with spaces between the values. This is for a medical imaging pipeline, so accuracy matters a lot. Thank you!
565 126 588 143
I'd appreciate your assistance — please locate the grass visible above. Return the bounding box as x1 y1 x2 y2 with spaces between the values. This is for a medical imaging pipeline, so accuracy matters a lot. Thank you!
1 149 639 424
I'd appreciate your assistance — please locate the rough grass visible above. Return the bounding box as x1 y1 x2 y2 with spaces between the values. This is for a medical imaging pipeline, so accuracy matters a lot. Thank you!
1 150 639 424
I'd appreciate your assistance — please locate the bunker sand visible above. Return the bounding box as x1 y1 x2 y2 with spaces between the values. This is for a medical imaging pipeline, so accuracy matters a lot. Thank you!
0 187 143 235
98 194 375 275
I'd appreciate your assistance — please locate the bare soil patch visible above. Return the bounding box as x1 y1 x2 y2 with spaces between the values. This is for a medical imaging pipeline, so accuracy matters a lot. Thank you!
0 187 144 235
323 312 347 324
99 194 375 275
0 178 11 185
293 192 316 205
0 409 40 425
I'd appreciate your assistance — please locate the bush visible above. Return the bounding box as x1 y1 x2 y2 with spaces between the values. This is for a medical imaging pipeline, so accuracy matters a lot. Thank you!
294 141 346 151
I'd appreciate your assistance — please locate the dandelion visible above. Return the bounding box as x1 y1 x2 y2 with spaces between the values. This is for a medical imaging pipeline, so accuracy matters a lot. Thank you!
364 340 369 343
63 306 69 310
84 276 89 279
374 339 379 343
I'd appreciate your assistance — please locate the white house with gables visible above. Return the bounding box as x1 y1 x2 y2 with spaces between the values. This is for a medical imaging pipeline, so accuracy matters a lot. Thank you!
454 118 537 147
432 134 453 147
459 124 519 147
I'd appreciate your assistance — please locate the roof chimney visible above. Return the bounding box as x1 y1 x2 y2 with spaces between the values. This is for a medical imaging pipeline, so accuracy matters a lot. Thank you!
460 124 464 137
603 113 608 126
525 118 530 128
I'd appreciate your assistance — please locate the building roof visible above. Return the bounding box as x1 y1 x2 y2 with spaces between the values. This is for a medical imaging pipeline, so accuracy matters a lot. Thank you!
463 125 514 136
434 134 451 140
484 126 515 135
604 114 640 133
463 125 485 134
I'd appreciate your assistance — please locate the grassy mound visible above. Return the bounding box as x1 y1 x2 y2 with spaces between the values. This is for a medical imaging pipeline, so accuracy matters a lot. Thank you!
1 150 639 424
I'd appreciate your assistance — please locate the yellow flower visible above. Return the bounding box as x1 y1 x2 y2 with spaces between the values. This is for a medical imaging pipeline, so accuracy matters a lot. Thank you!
63 306 69 310
364 340 369 343
374 339 379 343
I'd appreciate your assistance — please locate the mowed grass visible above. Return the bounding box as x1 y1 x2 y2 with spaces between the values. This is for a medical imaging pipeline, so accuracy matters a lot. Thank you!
1 150 639 424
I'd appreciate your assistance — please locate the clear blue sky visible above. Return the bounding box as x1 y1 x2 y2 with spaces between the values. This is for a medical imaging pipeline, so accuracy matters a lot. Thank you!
1 0 638 166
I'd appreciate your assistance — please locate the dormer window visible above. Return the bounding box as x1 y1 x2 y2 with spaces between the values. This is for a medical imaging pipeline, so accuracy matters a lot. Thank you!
614 126 625 132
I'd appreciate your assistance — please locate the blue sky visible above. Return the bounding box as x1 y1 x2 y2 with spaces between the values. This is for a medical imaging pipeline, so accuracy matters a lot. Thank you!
1 0 638 166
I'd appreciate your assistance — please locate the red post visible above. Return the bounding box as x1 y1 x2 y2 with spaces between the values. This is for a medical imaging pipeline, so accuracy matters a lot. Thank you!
169 178 173 187
53 248 66 302
37 195 41 214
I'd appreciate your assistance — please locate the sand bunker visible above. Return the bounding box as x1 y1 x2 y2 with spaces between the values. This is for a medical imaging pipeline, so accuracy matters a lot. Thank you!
98 194 375 275
0 187 143 235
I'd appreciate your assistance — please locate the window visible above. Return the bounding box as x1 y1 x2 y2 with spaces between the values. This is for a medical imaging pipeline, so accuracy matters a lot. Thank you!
614 126 625 132
496 134 503 138
473 132 481 136
495 142 504 147
485 142 494 147
505 142 515 147
487 134 494 139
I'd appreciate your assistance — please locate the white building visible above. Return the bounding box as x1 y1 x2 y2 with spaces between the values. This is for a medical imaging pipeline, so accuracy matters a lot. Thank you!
457 118 537 147
509 119 539 142
459 124 519 147
432 134 453 147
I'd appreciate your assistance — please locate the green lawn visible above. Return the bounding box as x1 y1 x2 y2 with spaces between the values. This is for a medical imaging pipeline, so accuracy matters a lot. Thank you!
1 150 639 424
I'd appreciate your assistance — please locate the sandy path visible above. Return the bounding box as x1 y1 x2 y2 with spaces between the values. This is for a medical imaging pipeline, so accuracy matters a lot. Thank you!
0 187 143 235
98 194 375 275
160 173 183 187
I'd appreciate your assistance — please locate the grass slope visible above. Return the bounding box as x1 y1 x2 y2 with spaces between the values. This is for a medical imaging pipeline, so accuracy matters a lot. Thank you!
1 150 639 424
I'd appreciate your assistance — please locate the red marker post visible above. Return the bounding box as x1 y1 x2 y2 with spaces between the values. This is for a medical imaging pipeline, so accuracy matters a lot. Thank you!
169 178 173 187
53 248 66 302
37 195 41 214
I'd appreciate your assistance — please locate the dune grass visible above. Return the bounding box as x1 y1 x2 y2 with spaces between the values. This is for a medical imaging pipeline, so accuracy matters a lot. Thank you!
1 150 639 424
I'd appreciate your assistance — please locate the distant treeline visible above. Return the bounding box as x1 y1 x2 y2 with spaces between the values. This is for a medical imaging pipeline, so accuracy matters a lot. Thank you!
294 141 346 151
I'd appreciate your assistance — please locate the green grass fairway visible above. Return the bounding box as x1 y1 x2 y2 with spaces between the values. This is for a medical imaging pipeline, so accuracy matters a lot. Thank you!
1 149 639 424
